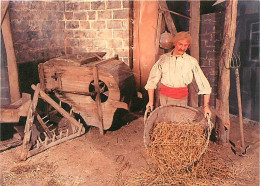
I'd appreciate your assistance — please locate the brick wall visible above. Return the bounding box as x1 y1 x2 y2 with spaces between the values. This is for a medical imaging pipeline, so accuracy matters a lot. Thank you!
200 12 225 107
9 1 130 64
9 1 65 63
64 1 130 64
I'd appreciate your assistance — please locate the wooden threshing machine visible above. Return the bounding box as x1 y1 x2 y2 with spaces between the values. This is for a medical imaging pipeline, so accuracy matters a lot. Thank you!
20 52 137 160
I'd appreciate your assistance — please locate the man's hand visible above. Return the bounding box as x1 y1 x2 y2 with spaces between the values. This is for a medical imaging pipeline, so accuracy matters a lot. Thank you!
203 94 211 118
147 89 155 111
146 101 154 111
203 105 211 118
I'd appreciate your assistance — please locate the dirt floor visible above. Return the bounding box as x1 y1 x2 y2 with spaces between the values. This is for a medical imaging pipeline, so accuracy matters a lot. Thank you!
0 111 259 186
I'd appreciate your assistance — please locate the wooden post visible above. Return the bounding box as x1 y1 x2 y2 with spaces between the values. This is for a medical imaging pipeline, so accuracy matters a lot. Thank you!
216 0 238 144
188 0 200 107
2 5 20 103
158 0 177 36
133 1 159 93
154 12 163 108
129 0 134 70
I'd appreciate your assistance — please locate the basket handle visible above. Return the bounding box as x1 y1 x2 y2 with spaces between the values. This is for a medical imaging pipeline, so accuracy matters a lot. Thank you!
206 113 213 129
144 106 152 125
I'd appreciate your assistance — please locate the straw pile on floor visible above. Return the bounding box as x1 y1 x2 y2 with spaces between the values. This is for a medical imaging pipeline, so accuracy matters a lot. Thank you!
125 121 234 185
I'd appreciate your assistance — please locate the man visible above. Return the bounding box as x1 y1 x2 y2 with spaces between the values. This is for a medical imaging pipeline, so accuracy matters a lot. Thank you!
145 31 211 117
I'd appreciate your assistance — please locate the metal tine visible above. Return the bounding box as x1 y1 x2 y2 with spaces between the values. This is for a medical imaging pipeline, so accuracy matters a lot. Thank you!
43 132 48 138
50 129 56 135
230 53 237 68
48 124 53 128
235 52 241 67
42 115 48 120
43 132 49 144
59 131 63 140
66 129 69 137
44 139 48 146
77 125 83 135
38 136 43 143
52 133 56 142
230 52 241 68
44 120 50 124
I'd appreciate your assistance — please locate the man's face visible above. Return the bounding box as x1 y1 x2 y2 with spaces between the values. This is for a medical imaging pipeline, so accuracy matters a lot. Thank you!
173 39 190 55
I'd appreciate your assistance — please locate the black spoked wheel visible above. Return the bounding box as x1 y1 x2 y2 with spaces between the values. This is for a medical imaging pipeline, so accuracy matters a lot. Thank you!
89 80 109 103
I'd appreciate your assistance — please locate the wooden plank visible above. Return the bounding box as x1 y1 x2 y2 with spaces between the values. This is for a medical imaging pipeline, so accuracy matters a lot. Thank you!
188 0 200 107
45 52 106 66
38 63 46 91
0 93 31 123
93 66 104 134
2 10 20 102
27 132 82 158
87 56 118 67
159 0 177 35
0 108 20 123
20 84 40 161
1 1 9 25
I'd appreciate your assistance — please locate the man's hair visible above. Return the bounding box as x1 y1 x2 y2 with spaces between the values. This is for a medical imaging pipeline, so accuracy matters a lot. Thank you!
172 32 191 46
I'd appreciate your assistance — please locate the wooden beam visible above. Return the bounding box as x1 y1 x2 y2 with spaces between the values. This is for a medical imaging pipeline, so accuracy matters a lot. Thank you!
93 66 104 135
159 0 177 35
1 1 9 25
216 0 238 144
155 12 163 61
2 10 20 102
133 1 159 93
161 7 191 20
188 0 200 107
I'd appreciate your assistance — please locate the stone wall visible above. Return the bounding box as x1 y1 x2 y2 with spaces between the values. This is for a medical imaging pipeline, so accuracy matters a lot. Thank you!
64 1 130 64
200 12 225 107
9 1 65 63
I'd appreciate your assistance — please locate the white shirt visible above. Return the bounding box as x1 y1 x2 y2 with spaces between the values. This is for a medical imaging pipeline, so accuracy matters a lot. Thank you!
145 52 212 95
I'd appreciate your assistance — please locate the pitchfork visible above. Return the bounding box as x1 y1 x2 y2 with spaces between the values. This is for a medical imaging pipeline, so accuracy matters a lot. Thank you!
230 53 250 155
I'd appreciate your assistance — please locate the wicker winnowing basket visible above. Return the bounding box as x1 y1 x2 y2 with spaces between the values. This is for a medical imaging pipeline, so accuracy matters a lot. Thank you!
143 105 213 160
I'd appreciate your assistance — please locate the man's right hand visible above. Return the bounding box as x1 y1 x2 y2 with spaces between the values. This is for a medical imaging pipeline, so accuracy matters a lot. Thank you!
146 101 154 111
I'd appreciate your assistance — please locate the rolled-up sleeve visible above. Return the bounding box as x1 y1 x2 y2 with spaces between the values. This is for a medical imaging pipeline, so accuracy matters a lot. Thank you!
193 63 212 95
144 61 162 90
